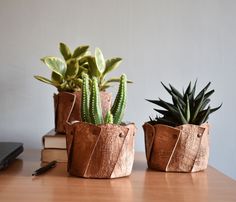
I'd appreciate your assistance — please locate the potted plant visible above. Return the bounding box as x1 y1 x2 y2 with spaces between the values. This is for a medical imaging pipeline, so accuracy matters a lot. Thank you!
34 42 129 133
65 73 136 179
143 81 221 172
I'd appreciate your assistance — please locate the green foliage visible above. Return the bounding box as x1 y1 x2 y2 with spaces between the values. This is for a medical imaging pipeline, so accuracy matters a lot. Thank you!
81 74 127 125
147 81 222 127
34 42 130 92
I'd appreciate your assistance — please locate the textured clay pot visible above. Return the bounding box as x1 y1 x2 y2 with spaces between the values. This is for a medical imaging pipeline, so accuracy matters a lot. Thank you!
65 122 136 179
54 91 112 133
143 123 209 172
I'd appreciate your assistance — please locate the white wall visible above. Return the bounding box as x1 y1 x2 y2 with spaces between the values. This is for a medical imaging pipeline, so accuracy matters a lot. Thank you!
0 0 235 179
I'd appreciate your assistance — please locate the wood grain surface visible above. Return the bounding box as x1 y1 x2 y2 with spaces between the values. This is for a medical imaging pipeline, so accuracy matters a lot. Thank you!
0 150 235 202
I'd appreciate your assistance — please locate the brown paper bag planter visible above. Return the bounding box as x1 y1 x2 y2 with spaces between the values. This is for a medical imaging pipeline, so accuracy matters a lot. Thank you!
65 122 136 179
54 92 112 133
143 123 209 173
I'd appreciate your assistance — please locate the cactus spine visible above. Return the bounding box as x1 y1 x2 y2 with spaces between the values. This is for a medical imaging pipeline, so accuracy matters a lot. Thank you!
81 73 127 125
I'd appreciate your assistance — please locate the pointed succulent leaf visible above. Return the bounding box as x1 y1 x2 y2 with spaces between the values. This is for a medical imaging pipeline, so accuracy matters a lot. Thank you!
59 42 72 61
204 89 215 100
183 81 191 102
192 90 205 122
103 58 122 76
200 106 211 124
41 56 66 77
189 80 197 101
169 84 184 100
72 45 89 58
185 95 190 122
209 104 222 114
95 48 106 74
161 82 172 95
177 104 188 124
153 109 171 117
195 82 211 101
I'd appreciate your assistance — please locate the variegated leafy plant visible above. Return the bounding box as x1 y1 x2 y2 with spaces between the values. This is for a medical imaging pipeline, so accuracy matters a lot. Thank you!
147 81 222 127
34 42 130 92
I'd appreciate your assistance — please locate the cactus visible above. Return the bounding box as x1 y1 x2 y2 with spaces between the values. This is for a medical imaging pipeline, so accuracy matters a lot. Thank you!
104 110 114 124
90 77 104 124
111 74 127 124
81 73 90 123
81 74 127 125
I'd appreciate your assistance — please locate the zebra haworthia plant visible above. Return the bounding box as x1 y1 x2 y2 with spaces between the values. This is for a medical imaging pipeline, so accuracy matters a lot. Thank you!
34 42 129 92
147 81 222 127
81 73 127 125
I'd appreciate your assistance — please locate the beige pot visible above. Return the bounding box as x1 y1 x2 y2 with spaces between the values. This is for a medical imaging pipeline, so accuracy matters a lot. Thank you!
65 122 136 179
54 91 112 133
143 123 209 172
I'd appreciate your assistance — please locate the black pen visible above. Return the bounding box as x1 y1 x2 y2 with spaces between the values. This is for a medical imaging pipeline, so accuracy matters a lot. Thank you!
32 160 57 176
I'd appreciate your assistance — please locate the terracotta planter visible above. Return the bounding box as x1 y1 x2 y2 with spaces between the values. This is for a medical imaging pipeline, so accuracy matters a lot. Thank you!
65 122 136 179
54 91 112 133
143 123 209 172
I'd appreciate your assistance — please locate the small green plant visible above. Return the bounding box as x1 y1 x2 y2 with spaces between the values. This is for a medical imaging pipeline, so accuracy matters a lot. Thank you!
34 43 90 92
34 42 130 92
81 73 127 125
147 81 222 127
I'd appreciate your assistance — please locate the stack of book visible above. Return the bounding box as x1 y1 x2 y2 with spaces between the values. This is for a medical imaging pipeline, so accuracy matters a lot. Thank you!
41 129 67 163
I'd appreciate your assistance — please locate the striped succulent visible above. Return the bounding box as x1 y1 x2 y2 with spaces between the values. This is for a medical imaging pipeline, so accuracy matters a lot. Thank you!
81 73 127 125
147 81 222 127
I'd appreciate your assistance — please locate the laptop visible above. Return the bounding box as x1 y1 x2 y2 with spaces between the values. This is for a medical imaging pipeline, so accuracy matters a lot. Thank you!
0 142 24 170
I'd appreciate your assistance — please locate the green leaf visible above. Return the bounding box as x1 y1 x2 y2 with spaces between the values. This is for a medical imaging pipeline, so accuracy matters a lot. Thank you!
190 80 197 99
177 104 188 124
87 56 101 77
169 84 184 100
154 109 171 117
59 43 72 61
195 82 211 101
34 75 57 87
65 59 79 79
185 95 190 122
204 90 215 100
102 77 133 85
41 56 66 77
100 84 111 91
95 48 105 74
200 106 211 124
192 90 205 122
183 81 191 102
103 58 122 76
51 72 62 84
72 45 89 58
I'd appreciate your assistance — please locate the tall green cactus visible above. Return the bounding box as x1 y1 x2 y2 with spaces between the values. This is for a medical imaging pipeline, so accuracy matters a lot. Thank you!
90 77 103 124
111 74 127 124
81 73 127 125
81 73 90 123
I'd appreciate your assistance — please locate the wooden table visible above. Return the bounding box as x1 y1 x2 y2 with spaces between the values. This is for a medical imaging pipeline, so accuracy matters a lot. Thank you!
0 150 235 202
